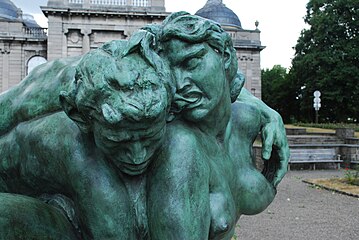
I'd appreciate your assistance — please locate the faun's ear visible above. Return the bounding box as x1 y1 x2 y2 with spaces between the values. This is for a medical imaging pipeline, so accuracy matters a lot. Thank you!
59 91 91 133
101 103 122 124
224 46 232 70
230 71 246 103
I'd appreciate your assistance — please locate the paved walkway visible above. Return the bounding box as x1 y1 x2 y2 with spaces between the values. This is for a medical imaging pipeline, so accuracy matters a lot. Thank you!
235 170 359 240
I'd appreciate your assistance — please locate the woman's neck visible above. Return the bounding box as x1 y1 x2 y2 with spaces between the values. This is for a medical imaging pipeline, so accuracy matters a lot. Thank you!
196 92 232 139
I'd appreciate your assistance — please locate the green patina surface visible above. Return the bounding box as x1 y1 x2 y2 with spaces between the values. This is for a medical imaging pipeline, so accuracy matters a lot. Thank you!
0 12 289 240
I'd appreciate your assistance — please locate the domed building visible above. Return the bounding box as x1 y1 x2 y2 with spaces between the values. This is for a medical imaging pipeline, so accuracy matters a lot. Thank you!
1 0 263 96
0 0 47 92
0 0 168 92
43 0 168 61
196 0 242 31
196 0 264 98
0 0 19 20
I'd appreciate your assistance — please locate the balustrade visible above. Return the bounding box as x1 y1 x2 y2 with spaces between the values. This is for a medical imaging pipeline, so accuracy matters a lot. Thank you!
89 0 127 5
68 0 150 7
23 27 47 38
133 0 149 7
69 0 84 4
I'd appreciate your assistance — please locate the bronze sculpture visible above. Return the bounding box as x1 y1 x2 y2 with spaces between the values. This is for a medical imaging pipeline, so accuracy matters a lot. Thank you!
0 12 289 239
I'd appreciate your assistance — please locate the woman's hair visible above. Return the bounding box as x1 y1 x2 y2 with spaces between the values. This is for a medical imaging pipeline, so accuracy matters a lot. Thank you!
143 11 244 102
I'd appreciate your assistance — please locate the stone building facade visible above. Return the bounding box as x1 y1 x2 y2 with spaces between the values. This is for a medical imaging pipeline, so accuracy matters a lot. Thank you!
42 0 168 61
0 0 47 92
0 0 264 97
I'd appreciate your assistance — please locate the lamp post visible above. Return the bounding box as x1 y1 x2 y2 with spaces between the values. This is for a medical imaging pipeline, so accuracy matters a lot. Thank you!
313 90 321 123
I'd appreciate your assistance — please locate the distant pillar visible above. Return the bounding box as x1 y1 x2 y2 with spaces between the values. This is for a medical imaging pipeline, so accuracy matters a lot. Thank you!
81 29 91 54
1 45 10 92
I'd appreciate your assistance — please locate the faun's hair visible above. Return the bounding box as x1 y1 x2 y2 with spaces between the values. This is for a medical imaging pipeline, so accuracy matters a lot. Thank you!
62 32 172 131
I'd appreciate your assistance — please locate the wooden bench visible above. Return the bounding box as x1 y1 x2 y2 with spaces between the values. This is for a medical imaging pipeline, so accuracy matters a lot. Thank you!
289 148 342 170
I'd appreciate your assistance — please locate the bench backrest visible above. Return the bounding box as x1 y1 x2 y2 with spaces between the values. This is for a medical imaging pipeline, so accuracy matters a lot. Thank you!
289 148 337 163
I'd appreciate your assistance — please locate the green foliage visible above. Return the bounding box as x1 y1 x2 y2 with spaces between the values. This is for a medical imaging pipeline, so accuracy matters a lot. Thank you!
344 165 359 186
262 65 299 123
288 0 359 122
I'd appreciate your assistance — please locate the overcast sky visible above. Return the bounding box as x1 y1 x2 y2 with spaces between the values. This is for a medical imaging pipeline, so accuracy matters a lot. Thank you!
11 0 309 69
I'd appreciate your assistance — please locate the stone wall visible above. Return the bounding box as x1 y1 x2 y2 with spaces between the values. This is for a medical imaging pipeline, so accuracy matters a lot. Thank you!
0 20 47 92
253 128 359 171
43 0 168 61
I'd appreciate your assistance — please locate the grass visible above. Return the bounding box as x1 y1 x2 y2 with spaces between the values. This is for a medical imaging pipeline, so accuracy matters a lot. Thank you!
304 178 359 197
293 123 359 131
286 124 335 133
254 123 358 146
286 124 359 138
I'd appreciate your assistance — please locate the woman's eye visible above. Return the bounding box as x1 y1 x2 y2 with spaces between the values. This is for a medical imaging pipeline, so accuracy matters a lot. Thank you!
184 58 201 70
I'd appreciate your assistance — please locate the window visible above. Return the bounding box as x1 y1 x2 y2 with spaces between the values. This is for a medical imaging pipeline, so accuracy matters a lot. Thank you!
27 56 47 75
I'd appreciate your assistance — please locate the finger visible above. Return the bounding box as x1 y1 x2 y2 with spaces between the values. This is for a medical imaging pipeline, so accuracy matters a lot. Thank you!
273 143 290 187
262 127 274 160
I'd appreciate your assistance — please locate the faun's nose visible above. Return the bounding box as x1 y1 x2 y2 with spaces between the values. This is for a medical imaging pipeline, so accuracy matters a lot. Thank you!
126 142 147 164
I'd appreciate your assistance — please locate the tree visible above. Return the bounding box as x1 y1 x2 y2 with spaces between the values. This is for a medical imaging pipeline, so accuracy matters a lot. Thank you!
288 0 359 122
262 65 299 123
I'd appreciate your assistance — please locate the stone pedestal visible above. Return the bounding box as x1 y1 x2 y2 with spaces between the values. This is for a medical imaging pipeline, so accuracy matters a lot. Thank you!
336 128 355 139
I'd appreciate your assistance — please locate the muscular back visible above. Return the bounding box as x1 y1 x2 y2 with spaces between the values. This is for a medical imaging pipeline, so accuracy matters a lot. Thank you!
0 111 138 239
0 112 79 194
0 55 81 135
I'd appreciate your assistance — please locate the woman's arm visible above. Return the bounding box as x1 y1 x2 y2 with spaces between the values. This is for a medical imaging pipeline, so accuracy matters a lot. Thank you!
236 88 290 187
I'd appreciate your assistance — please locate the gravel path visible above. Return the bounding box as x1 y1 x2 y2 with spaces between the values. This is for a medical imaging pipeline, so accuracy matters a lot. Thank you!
235 170 359 240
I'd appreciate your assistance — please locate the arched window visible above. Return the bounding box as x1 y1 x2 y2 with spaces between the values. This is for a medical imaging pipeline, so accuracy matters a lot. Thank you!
27 56 47 75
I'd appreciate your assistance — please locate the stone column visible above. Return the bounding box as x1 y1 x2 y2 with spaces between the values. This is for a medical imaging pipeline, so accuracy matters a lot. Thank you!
81 29 91 54
63 28 69 58
1 44 10 92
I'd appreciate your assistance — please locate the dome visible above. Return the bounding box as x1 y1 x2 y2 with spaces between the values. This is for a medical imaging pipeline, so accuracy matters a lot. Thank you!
0 0 19 20
195 0 242 30
22 13 41 28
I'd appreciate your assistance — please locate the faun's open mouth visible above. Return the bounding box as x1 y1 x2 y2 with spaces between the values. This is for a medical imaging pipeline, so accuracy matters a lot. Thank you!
119 160 151 175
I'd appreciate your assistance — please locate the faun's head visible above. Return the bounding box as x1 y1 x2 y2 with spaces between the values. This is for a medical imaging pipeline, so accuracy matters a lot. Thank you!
60 32 172 175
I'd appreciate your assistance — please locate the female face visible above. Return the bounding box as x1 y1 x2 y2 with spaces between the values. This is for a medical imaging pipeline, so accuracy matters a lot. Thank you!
164 39 228 121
